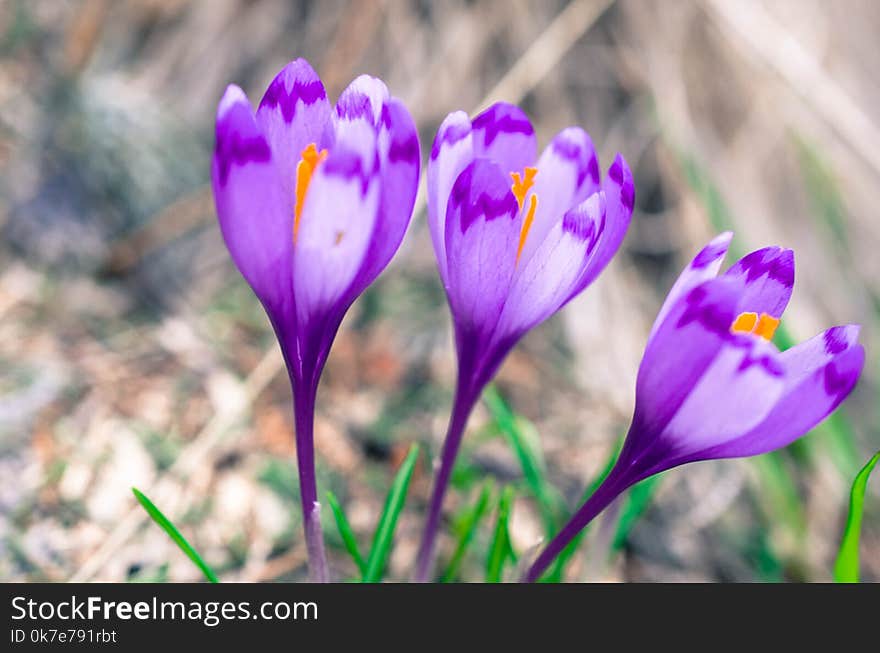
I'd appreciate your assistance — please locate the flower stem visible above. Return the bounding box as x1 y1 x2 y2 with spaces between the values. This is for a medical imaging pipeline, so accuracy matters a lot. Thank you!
412 382 479 582
292 377 329 583
521 466 630 582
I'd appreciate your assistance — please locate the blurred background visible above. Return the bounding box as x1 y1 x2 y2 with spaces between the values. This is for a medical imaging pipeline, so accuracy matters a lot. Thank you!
1 0 878 583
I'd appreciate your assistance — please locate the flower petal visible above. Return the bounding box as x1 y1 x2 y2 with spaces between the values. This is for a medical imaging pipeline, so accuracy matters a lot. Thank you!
256 59 332 207
333 74 389 137
470 102 536 175
517 127 600 266
566 154 635 300
212 85 291 310
428 111 475 285
292 132 380 328
724 246 795 318
345 96 420 301
655 336 786 459
444 159 521 347
626 276 742 459
492 192 606 343
647 232 733 341
702 326 864 458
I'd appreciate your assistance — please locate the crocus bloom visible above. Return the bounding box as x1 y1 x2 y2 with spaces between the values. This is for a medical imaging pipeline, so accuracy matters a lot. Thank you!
413 103 635 581
523 232 865 582
211 59 419 581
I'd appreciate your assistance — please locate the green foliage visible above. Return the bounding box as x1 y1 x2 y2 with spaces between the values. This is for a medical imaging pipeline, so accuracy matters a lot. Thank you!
362 444 420 582
326 491 366 576
441 480 494 582
483 385 567 535
131 487 218 583
834 450 880 583
486 486 517 583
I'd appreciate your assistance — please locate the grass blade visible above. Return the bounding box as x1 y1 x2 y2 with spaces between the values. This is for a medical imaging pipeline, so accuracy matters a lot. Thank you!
483 385 566 535
834 450 880 583
131 487 218 583
441 480 494 582
326 490 366 576
486 485 516 583
362 444 420 582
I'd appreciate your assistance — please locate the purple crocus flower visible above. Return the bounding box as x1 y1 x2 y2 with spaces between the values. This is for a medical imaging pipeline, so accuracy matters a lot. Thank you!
413 103 635 581
211 59 419 581
523 232 865 582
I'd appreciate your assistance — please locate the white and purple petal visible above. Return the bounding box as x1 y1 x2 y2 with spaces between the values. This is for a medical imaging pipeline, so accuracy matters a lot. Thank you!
256 59 332 205
655 336 786 459
212 85 291 311
491 192 606 344
345 96 421 301
292 137 380 328
517 127 600 266
444 159 521 348
724 246 795 318
471 102 536 175
647 232 733 342
332 74 388 139
428 111 475 285
566 154 635 300
626 276 743 460
702 326 864 458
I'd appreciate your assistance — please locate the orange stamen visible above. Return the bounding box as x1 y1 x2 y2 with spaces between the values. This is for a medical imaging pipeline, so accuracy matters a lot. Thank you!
731 311 780 341
753 313 780 341
510 167 538 210
731 312 758 334
511 167 539 264
516 194 538 263
294 143 328 241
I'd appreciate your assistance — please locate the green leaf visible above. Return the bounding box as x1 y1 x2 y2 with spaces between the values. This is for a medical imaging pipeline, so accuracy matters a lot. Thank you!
326 490 366 576
834 450 880 583
362 444 420 582
441 480 494 582
131 487 218 583
483 385 566 535
612 474 662 552
486 485 516 583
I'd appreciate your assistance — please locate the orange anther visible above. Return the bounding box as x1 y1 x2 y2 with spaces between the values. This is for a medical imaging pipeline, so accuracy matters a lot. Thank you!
510 167 538 210
516 194 538 264
294 143 328 241
731 311 779 341
731 312 758 334
753 313 780 341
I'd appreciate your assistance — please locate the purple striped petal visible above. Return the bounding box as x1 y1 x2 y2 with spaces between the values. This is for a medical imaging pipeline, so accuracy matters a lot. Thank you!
699 326 865 459
492 192 606 342
470 102 536 175
517 127 600 266
212 85 291 310
256 59 332 208
566 154 635 300
655 336 785 458
724 246 795 318
428 111 475 285
292 134 380 327
647 232 733 341
333 74 388 138
702 326 864 458
344 97 420 301
626 276 742 459
444 159 521 346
